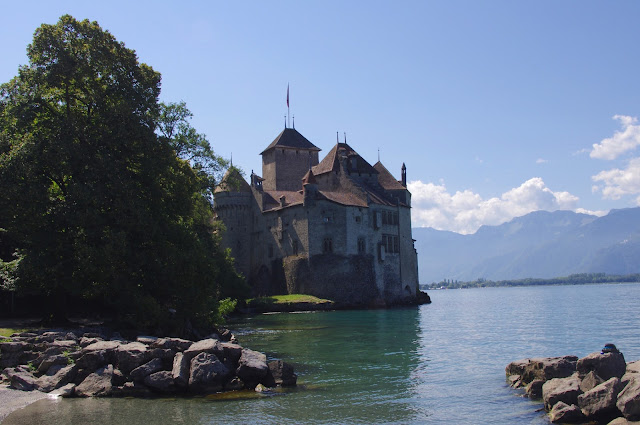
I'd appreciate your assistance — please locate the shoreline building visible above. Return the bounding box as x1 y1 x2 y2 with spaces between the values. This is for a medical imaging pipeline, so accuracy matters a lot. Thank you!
214 127 421 306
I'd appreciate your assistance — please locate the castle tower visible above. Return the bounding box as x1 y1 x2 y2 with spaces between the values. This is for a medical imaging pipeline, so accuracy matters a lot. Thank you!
260 128 321 191
213 167 253 279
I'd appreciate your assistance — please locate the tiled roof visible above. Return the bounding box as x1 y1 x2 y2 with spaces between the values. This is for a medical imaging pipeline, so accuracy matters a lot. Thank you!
262 190 304 211
373 161 407 190
260 128 321 155
312 143 379 176
302 169 317 185
214 167 251 193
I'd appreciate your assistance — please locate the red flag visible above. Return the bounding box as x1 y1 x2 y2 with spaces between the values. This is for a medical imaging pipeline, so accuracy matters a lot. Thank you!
286 84 289 108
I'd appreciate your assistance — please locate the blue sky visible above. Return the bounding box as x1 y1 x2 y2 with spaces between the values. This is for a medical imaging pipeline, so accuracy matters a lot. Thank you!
3 1 640 233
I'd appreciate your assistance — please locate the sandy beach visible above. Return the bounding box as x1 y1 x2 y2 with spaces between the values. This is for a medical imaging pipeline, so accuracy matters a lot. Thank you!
0 385 50 423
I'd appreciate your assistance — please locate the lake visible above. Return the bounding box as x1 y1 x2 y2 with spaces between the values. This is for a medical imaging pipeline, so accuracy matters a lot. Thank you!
4 283 640 424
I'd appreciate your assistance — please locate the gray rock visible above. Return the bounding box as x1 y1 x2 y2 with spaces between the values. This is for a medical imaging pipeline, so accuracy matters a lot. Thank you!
506 356 578 385
144 371 176 393
507 374 522 388
578 377 623 420
37 354 68 375
35 364 77 392
172 352 190 387
525 379 544 399
130 358 164 382
236 349 268 385
50 383 75 397
543 375 583 411
51 340 77 349
116 342 148 374
578 352 627 381
9 370 37 391
79 337 102 347
83 341 121 352
75 364 114 397
617 375 640 420
628 362 640 375
608 418 640 425
224 376 245 391
136 336 158 345
112 381 153 397
549 401 585 424
188 352 229 393
151 337 192 352
184 339 224 361
581 371 605 393
264 360 297 387
220 342 243 364
76 350 109 370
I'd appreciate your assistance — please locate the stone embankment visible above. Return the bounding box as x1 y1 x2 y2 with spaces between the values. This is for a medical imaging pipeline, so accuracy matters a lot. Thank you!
506 349 640 424
1 328 296 398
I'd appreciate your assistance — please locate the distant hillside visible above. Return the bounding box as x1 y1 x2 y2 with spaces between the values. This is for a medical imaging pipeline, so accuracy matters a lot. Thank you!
413 208 640 284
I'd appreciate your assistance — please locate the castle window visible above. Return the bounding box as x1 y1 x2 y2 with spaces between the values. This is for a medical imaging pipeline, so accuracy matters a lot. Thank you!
355 216 361 223
292 240 299 256
393 212 399 225
358 237 366 253
323 216 333 223
323 238 333 253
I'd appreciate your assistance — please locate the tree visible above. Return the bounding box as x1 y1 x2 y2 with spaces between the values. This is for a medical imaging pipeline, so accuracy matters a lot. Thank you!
0 15 244 331
157 101 227 201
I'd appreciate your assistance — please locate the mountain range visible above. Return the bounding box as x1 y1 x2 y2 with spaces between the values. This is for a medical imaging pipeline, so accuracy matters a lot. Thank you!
412 207 640 284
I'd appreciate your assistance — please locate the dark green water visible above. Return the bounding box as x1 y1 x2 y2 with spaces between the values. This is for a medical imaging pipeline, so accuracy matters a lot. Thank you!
5 284 640 424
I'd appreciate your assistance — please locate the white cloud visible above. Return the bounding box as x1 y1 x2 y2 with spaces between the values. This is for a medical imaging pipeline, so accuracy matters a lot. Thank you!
536 158 548 164
409 177 580 234
592 157 640 202
590 115 640 160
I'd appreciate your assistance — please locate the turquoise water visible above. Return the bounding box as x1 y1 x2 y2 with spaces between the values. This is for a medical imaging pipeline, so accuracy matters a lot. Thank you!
5 284 640 424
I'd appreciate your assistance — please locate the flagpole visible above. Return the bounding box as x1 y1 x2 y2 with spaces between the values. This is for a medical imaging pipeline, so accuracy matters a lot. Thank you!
287 83 290 129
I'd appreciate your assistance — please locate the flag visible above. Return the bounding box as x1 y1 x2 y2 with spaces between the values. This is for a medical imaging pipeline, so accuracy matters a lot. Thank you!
287 84 289 108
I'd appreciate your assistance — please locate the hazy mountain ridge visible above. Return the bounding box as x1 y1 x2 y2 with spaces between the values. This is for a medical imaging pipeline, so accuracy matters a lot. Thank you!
413 208 640 283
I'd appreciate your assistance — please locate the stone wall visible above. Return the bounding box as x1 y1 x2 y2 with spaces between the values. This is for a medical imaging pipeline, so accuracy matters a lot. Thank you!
283 254 380 305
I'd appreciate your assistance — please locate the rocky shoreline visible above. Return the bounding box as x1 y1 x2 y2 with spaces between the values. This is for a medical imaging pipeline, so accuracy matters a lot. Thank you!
506 348 640 424
0 326 297 401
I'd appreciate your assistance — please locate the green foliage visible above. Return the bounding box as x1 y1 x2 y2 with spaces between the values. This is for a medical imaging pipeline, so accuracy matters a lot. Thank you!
425 273 640 290
62 350 75 365
0 15 249 331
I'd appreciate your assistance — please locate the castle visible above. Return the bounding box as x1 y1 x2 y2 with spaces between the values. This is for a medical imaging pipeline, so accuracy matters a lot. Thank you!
213 126 421 306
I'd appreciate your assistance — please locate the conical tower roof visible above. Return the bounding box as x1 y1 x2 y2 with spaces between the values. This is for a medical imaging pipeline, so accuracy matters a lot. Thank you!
214 167 251 193
260 128 321 155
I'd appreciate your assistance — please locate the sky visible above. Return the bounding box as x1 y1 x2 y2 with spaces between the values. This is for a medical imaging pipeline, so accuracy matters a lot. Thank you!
3 1 640 234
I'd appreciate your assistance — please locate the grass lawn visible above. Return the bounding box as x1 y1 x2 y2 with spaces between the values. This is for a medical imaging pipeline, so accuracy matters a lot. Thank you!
247 294 333 308
0 327 31 338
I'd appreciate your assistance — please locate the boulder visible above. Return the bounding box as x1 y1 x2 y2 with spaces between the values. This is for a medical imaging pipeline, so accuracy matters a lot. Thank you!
549 401 585 424
144 371 176 393
188 352 229 393
35 364 77 392
628 362 640 375
543 375 583 411
116 342 148 374
37 354 69 375
147 348 175 369
130 358 164 382
577 352 627 381
581 371 605 393
220 342 243 364
50 383 75 397
578 377 623 421
76 350 109 370
8 370 37 391
224 376 244 391
236 349 268 385
507 374 522 388
75 364 114 397
51 340 77 349
79 337 102 347
617 375 640 420
172 352 190 388
608 418 640 425
507 356 578 384
151 337 192 352
183 339 224 361
263 360 297 387
525 379 544 399
83 340 121 352
112 381 153 397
